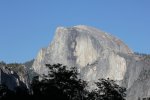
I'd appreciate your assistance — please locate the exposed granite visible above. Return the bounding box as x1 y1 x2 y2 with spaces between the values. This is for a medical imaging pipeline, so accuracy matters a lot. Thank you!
0 63 28 91
33 25 150 100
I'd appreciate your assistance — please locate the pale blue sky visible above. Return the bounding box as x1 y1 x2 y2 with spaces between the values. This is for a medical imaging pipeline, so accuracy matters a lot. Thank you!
0 0 150 63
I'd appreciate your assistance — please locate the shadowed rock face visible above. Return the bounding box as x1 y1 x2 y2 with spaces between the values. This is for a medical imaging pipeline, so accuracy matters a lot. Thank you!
33 25 150 100
0 64 28 91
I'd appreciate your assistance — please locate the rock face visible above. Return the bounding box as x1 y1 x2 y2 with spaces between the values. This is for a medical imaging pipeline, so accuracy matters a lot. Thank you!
33 25 150 100
0 63 28 91
24 59 36 82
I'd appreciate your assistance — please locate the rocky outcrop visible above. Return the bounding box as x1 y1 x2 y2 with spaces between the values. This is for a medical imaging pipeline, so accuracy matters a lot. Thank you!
24 59 36 82
32 48 47 74
33 25 150 100
0 62 29 91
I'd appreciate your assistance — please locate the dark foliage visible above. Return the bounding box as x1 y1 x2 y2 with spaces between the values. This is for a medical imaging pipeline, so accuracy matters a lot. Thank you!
87 78 126 100
0 61 6 66
31 64 87 100
0 84 30 100
134 52 150 65
0 63 126 100
0 84 14 99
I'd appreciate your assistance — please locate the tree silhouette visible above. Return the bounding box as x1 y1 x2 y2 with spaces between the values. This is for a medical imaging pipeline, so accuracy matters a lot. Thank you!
0 63 127 100
31 64 87 100
87 78 126 100
0 84 15 100
31 75 67 99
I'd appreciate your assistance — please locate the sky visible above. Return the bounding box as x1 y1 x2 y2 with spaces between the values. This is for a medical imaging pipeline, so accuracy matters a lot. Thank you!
0 0 150 63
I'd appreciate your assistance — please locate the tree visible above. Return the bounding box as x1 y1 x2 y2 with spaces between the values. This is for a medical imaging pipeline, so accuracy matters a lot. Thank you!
0 84 14 100
31 64 87 100
31 75 67 99
88 78 126 100
31 64 126 100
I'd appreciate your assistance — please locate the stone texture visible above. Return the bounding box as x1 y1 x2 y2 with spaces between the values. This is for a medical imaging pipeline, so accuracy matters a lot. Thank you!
0 64 28 91
33 25 150 100
32 48 47 74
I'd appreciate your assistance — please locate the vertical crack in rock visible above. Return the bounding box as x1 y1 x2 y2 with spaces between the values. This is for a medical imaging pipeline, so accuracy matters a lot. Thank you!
66 28 78 68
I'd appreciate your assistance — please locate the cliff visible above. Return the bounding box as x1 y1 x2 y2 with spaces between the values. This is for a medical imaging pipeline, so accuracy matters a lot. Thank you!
33 25 150 100
0 62 29 91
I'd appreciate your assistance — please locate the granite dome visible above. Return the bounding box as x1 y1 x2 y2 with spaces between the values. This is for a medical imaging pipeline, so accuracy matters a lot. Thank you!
33 25 150 100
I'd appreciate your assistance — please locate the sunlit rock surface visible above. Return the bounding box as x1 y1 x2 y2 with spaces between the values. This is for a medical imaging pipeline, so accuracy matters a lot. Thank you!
32 48 47 74
33 25 150 100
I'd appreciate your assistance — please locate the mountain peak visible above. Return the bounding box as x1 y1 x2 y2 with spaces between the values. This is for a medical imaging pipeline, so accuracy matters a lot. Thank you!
32 25 150 100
